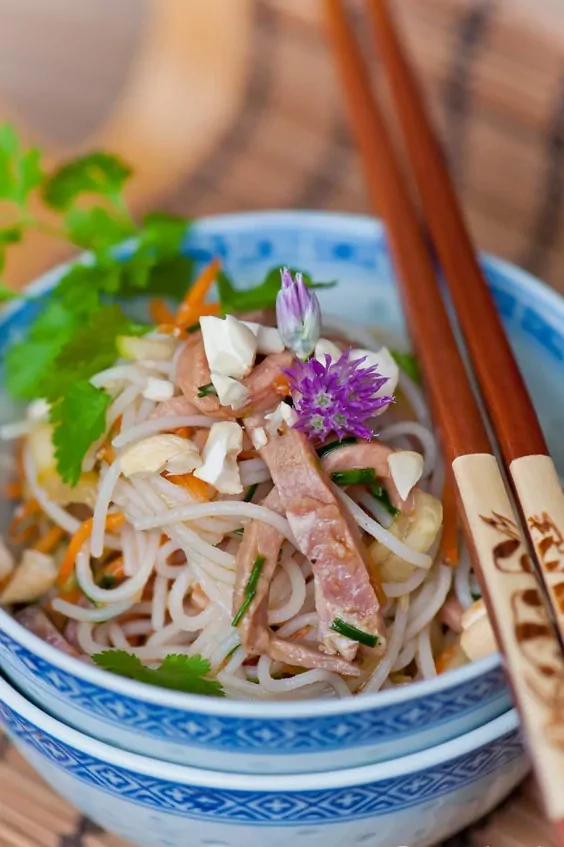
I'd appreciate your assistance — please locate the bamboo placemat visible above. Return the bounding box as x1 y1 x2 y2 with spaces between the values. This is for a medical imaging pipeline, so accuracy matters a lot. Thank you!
1 0 564 844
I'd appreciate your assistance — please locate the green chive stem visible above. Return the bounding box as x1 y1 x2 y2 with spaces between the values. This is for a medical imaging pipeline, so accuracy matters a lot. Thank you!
232 554 266 627
330 617 379 648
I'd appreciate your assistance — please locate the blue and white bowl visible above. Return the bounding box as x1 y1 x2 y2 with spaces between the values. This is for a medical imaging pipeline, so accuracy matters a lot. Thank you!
0 673 528 847
3 210 563 773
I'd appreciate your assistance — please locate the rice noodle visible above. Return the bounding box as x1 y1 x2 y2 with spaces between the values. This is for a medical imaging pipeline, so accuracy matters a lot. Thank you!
90 365 149 389
132 501 297 544
364 595 410 692
405 565 453 641
257 654 352 698
268 554 308 625
11 314 475 701
76 534 159 604
334 487 433 568
90 459 122 557
23 444 81 535
113 416 216 448
51 597 134 622
416 626 437 679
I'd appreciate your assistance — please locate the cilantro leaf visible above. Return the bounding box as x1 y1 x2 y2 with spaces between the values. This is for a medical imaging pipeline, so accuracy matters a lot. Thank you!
54 264 112 313
391 350 421 384
117 213 192 297
92 650 225 697
4 301 81 399
217 265 335 314
42 305 142 400
0 124 43 206
49 381 111 485
141 212 189 258
65 206 134 253
42 152 132 211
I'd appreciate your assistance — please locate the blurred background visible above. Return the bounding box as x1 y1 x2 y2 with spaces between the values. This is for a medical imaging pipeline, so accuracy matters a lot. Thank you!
2 0 563 294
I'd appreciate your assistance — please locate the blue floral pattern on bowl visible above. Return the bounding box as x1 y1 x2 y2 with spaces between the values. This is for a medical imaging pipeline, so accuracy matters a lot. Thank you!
3 210 562 774
0 674 529 847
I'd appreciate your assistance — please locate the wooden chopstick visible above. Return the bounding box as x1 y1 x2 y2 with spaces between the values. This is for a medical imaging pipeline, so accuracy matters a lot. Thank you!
365 0 564 652
323 0 564 840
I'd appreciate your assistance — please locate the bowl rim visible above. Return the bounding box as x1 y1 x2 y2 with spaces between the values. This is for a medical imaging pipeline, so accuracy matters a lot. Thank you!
0 672 520 790
4 208 561 718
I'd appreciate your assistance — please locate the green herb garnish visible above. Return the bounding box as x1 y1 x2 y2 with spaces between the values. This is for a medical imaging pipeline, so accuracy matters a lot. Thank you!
331 467 377 487
233 528 245 537
330 618 379 648
97 574 117 590
368 484 400 519
232 554 266 627
197 382 217 398
49 382 112 486
316 437 357 458
391 350 421 384
243 483 258 503
92 650 224 697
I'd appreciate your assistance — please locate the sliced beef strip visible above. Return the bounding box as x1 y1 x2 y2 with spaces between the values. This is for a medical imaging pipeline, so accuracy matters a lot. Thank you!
233 487 359 676
255 424 386 662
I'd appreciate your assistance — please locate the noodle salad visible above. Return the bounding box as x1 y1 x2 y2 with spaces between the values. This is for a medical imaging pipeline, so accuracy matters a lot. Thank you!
0 133 494 700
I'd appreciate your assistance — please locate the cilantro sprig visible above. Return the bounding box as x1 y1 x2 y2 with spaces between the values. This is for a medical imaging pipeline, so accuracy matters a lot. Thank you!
0 124 338 487
92 650 225 697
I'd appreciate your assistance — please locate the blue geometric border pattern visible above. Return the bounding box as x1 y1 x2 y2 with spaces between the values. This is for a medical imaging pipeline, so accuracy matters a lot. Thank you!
0 631 507 753
0 704 524 825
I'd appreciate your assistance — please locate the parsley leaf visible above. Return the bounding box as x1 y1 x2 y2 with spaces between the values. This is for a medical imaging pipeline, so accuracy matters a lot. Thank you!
391 350 421 384
217 265 335 313
42 151 132 211
92 650 225 697
50 381 111 485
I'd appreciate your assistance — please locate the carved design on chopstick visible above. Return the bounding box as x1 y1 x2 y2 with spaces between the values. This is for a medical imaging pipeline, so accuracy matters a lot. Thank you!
481 509 564 746
528 512 564 579
480 512 531 573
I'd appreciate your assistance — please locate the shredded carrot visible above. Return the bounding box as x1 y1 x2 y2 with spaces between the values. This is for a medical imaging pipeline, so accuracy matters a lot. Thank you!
57 513 126 589
173 426 192 439
4 481 23 499
440 472 459 567
273 373 290 396
166 472 210 502
435 644 458 675
33 525 65 555
149 298 175 324
54 585 83 606
175 258 221 328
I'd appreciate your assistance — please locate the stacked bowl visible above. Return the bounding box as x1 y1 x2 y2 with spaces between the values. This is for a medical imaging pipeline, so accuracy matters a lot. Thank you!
2 211 563 846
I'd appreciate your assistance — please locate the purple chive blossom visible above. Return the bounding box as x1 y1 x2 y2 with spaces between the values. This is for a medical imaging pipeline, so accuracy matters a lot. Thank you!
285 349 394 442
276 268 321 359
